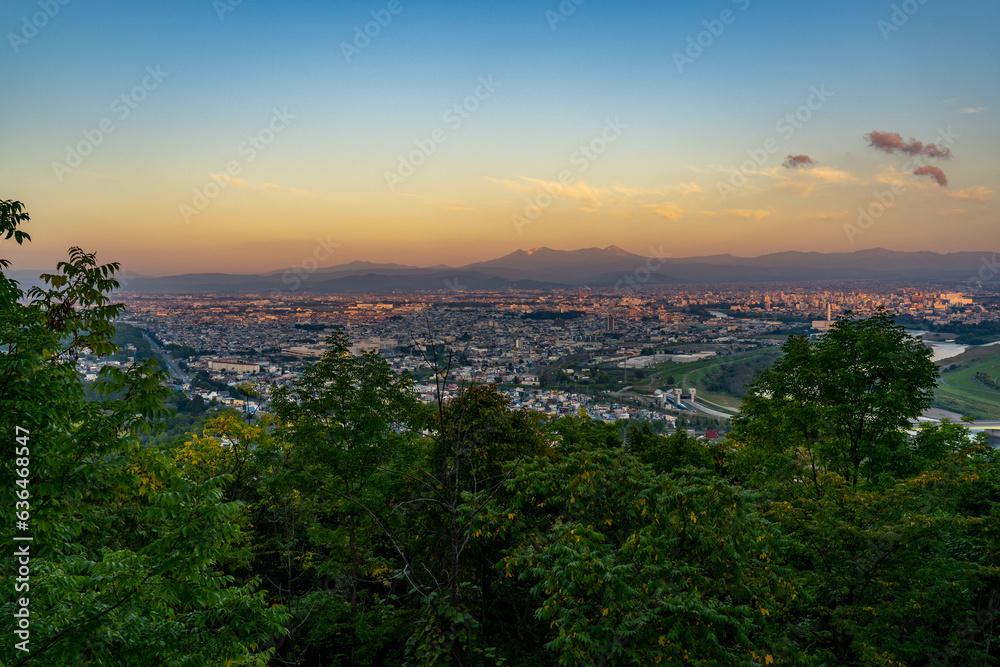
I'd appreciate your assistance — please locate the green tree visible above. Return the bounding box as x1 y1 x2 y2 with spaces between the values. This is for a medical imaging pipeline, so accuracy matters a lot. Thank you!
626 421 714 474
728 311 1000 665
404 385 549 665
503 429 795 666
266 331 422 665
757 437 998 665
0 200 288 666
733 312 939 489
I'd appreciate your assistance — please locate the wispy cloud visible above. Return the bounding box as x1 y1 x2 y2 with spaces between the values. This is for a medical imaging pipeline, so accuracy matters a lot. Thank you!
913 165 948 187
727 209 771 220
874 166 937 191
642 203 684 220
946 186 995 202
210 173 312 195
486 176 605 206
762 165 860 195
612 185 666 198
701 208 771 220
816 211 849 221
782 154 815 168
959 107 986 114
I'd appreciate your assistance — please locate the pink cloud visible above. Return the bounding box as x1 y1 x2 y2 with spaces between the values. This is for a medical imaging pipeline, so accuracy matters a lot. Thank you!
865 131 952 159
782 154 815 168
913 166 947 187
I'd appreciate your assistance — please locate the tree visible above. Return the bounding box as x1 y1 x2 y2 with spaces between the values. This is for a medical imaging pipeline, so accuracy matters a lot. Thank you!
626 421 714 474
503 429 795 666
267 331 422 665
754 433 999 665
733 311 939 488
404 384 549 664
728 311 1000 665
0 200 288 666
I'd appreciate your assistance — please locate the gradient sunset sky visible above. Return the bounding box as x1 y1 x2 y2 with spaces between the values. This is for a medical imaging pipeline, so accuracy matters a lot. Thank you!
1 0 997 275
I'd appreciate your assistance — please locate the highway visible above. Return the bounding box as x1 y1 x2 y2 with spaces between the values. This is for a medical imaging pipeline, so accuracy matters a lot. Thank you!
139 329 189 384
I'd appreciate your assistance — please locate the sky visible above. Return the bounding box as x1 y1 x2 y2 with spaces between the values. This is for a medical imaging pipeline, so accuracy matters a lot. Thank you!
1 0 998 275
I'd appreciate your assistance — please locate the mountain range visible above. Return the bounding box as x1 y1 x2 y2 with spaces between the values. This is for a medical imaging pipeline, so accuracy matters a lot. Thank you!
6 247 992 293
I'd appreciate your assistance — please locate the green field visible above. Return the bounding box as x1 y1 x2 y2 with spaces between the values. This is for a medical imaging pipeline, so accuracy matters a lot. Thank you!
631 347 782 412
680 367 742 410
934 346 1000 419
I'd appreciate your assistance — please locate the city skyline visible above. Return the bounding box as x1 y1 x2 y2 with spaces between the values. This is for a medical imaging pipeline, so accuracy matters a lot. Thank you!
2 0 997 275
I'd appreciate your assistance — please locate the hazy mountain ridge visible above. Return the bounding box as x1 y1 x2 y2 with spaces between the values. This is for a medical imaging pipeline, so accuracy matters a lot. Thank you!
7 247 992 293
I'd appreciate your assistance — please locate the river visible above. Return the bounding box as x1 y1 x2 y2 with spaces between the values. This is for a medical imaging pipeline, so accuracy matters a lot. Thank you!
907 330 1000 363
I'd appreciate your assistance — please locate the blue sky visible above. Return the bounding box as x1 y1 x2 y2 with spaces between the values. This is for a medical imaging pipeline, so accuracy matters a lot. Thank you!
1 0 997 273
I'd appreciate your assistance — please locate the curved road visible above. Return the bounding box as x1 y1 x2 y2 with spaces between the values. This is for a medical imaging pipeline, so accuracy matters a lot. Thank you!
680 364 738 419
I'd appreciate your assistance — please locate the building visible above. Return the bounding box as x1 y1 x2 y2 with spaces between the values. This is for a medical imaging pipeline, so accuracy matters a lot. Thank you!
207 359 261 373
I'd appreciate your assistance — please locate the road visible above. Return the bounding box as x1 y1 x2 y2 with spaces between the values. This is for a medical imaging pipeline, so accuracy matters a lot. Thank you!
681 364 738 419
140 330 189 384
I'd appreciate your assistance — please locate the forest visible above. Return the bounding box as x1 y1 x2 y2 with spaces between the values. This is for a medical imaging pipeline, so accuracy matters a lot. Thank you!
3 198 1000 666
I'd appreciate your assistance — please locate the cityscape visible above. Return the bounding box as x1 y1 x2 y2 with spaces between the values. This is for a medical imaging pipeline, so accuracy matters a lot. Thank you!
75 277 999 433
4 0 1000 664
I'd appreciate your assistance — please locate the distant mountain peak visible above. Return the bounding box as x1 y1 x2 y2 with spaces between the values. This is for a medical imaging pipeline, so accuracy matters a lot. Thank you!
522 245 631 257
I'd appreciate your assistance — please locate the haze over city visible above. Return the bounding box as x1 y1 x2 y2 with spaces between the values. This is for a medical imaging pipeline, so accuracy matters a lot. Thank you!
2 0 997 275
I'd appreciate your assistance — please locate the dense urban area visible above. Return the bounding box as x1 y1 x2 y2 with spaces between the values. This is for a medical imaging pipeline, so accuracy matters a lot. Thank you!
87 282 1000 435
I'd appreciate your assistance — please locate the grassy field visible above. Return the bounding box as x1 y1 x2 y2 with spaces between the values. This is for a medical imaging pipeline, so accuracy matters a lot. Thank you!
681 367 743 410
631 347 782 412
934 346 1000 419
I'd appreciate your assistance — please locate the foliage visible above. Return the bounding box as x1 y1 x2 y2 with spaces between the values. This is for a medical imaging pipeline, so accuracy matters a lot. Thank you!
732 311 939 488
727 310 1000 665
626 421 714 474
701 349 782 398
504 435 794 666
0 201 288 666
